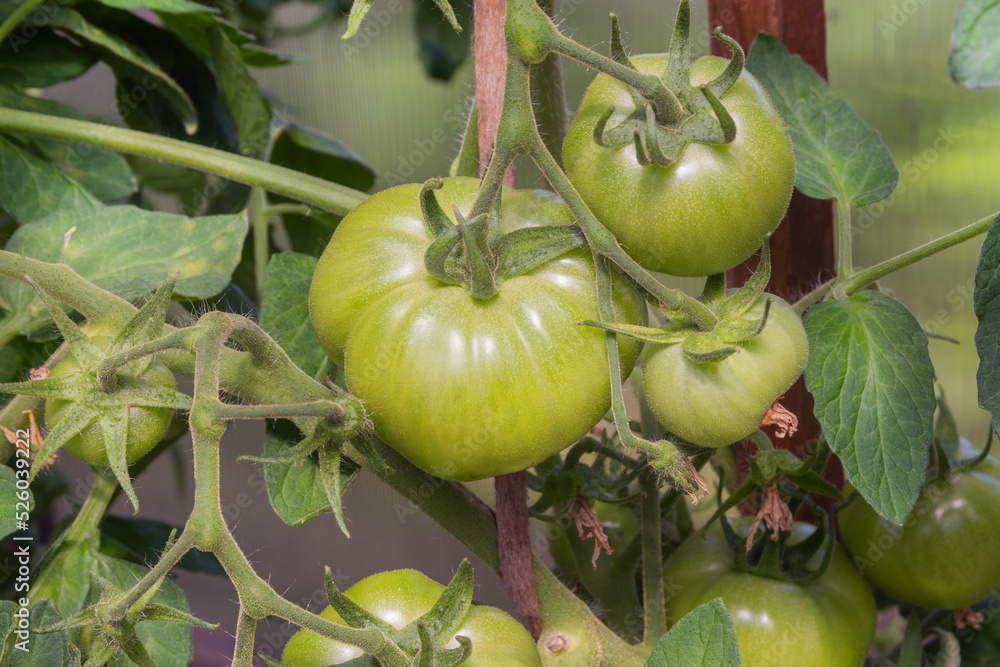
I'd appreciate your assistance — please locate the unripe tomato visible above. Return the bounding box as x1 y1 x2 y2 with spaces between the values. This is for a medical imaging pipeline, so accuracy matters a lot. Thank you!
44 336 175 467
840 438 1000 609
309 178 647 481
663 521 876 667
281 569 541 666
563 54 795 277
643 293 807 447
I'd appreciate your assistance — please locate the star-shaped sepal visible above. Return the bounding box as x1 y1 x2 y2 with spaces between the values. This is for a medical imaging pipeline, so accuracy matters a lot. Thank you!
0 275 192 511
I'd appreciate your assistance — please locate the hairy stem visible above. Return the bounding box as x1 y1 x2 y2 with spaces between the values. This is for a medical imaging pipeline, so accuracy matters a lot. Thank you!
232 612 258 667
838 212 996 296
0 110 367 216
640 469 666 644
835 199 853 280
530 0 568 165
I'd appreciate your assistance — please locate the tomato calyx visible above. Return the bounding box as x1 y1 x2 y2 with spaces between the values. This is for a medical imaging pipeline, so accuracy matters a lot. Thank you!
418 178 587 300
0 276 190 512
322 560 477 664
592 1 744 167
930 390 996 481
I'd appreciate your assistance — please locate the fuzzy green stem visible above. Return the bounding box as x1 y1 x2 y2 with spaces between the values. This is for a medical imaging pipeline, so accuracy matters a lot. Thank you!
232 612 258 667
639 468 666 644
211 400 345 421
530 0 568 165
0 0 46 44
792 279 834 315
529 135 718 330
835 199 853 280
96 329 194 395
838 212 996 296
105 530 197 620
0 110 367 216
252 187 269 302
28 470 118 601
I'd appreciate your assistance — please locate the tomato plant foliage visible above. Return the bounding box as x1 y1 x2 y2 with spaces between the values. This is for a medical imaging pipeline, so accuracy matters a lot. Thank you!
0 0 997 666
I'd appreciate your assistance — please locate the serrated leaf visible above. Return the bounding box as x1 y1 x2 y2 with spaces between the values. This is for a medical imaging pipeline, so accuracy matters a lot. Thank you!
9 600 73 667
950 0 1000 88
49 8 198 135
803 291 936 523
0 29 99 88
208 25 272 158
0 137 102 223
157 13 291 68
975 214 1000 433
0 206 247 337
93 0 210 13
259 252 329 378
747 33 898 207
269 122 375 192
93 557 194 667
262 420 359 527
645 599 741 667
0 86 136 202
0 465 31 541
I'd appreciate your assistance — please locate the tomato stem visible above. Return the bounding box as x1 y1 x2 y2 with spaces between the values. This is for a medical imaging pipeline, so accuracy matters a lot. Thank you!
232 612 258 667
835 199 854 282
0 109 368 217
837 211 997 297
639 468 668 644
0 0 46 44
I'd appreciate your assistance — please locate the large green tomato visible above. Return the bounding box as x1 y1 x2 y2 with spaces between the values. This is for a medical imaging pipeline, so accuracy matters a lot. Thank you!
663 521 876 667
563 55 795 277
44 336 175 467
642 293 807 447
840 438 1000 609
309 178 647 481
281 569 541 666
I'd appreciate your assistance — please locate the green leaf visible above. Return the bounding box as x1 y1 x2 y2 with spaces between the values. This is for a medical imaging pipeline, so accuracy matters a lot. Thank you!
803 291 936 524
9 600 74 667
950 0 1000 88
975 214 1000 433
98 516 226 576
269 122 376 192
645 599 741 667
342 0 376 40
262 420 359 527
208 25 272 158
32 539 99 620
0 464 32 541
0 86 136 202
746 32 898 207
415 0 470 81
0 206 247 337
259 253 328 378
0 137 102 223
48 7 199 135
94 557 194 667
0 30 99 88
93 0 211 13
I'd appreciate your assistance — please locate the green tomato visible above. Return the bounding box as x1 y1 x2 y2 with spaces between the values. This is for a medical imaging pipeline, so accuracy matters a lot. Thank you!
563 54 795 277
839 438 1000 609
642 293 807 448
281 569 541 666
44 337 175 467
663 521 876 667
309 177 647 481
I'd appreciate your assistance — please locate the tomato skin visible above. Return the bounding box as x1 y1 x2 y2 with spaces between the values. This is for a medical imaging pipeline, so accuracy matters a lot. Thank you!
642 293 807 448
44 338 175 467
563 55 795 277
281 569 542 666
663 521 876 667
839 439 1000 610
309 178 647 481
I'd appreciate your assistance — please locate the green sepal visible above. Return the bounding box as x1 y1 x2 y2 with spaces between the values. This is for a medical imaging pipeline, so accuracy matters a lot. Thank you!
318 439 352 537
608 13 636 70
955 428 995 472
29 403 95 480
715 300 770 344
661 0 694 104
456 210 498 300
420 178 454 238
699 85 737 143
102 404 140 512
494 225 586 280
106 273 178 377
424 226 465 287
24 275 101 367
933 390 961 458
578 320 688 345
429 0 462 34
451 103 479 179
705 27 746 99
323 566 394 634
415 630 471 667
681 332 740 363
407 559 474 645
719 242 771 320
136 602 219 628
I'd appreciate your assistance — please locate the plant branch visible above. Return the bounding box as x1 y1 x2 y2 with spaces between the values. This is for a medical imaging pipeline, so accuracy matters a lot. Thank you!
838 212 997 296
835 199 853 280
232 611 258 667
0 0 46 44
0 110 367 216
639 469 666 644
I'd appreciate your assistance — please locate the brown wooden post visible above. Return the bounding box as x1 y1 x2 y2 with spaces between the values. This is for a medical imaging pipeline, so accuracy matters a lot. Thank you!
708 0 841 490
